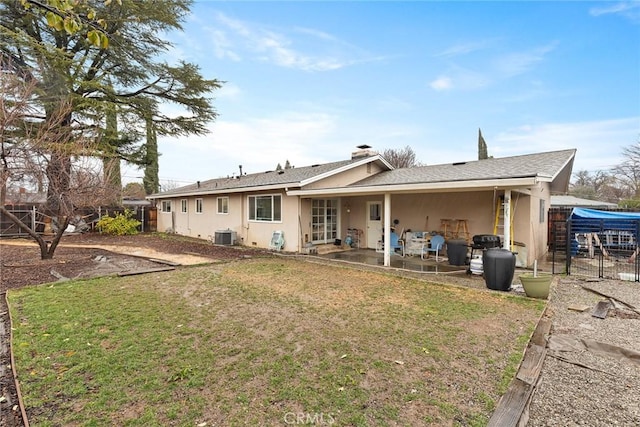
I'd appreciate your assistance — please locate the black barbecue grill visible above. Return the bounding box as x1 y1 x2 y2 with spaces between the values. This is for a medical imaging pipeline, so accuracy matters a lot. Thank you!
472 234 501 251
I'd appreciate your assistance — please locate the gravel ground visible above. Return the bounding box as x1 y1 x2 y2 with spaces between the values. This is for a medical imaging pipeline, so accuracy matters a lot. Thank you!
526 276 640 426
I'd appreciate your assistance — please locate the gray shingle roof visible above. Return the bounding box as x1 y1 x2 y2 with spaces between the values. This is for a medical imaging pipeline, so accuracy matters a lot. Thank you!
551 195 617 208
348 149 576 187
151 149 576 198
152 158 366 197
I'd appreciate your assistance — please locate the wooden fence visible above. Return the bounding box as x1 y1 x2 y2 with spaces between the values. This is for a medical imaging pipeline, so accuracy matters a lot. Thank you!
0 205 157 237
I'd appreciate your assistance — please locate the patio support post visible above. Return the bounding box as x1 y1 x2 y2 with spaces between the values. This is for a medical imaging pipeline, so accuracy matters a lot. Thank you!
503 189 511 250
384 192 391 267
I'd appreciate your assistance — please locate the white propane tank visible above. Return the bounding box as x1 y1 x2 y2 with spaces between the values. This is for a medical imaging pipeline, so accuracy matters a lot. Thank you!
469 255 483 275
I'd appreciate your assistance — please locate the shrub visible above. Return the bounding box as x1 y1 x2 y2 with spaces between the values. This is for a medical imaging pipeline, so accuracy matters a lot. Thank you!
96 210 141 236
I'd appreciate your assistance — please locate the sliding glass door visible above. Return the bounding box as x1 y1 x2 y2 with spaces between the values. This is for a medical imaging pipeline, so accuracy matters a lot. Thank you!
311 199 338 243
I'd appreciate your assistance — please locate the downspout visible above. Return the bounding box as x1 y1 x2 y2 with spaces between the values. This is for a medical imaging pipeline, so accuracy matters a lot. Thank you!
503 189 511 250
298 195 302 253
384 192 391 267
241 194 247 245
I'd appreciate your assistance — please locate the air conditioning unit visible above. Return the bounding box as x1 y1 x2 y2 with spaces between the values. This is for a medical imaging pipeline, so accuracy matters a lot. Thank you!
214 229 237 245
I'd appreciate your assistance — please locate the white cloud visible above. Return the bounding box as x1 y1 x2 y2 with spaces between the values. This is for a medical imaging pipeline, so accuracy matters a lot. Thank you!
492 42 558 78
429 65 489 91
430 76 453 91
155 112 342 182
209 28 242 61
201 11 375 72
589 1 640 22
216 82 242 100
492 117 640 172
430 42 557 92
436 39 495 57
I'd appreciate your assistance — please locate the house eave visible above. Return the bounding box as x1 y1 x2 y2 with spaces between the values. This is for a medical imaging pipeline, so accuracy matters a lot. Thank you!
287 177 539 197
147 183 295 200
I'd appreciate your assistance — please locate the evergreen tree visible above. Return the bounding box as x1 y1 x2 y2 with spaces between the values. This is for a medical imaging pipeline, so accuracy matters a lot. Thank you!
143 116 159 195
102 103 122 205
0 0 221 210
0 0 220 258
478 128 489 160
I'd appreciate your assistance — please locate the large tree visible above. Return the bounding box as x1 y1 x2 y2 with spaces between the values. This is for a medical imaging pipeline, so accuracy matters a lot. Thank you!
382 146 422 168
0 68 118 258
611 141 640 199
569 169 620 203
0 0 221 258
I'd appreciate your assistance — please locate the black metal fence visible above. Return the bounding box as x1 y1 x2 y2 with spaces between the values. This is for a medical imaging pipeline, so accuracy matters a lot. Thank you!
560 216 640 281
1 205 157 237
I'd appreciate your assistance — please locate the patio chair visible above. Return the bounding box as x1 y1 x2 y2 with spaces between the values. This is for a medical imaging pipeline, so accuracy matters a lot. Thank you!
390 229 405 256
421 234 445 261
377 229 405 256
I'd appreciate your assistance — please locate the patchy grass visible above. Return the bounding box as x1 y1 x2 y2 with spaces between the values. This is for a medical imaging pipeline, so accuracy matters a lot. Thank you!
8 258 544 426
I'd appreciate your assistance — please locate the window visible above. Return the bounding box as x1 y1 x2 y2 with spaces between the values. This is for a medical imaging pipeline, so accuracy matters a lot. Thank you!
161 200 172 213
181 199 187 213
539 199 545 223
249 194 282 222
217 197 229 214
195 198 203 214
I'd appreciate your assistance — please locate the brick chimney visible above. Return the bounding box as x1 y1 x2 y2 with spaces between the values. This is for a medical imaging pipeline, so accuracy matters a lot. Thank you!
351 144 377 159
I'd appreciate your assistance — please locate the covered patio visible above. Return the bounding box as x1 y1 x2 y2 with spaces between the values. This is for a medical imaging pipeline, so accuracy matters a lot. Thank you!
317 247 469 274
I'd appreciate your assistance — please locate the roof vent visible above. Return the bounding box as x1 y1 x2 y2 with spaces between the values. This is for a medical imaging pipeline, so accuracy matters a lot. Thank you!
278 170 284 175
452 162 466 166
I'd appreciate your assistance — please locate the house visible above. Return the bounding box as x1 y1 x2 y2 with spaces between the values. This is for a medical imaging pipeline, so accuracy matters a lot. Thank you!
551 195 617 209
147 146 576 268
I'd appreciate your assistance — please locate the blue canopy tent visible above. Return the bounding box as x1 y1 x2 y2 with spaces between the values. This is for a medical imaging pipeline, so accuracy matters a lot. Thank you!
570 207 640 222
568 208 640 256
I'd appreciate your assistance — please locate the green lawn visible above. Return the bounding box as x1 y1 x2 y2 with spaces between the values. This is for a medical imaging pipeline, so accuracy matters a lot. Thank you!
8 258 544 426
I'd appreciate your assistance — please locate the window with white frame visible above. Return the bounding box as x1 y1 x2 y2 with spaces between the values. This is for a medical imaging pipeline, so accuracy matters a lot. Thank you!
217 197 229 214
195 198 203 214
161 200 172 213
248 194 281 222
180 199 187 213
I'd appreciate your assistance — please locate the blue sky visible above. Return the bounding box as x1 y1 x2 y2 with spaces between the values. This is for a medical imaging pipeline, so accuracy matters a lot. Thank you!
125 1 640 187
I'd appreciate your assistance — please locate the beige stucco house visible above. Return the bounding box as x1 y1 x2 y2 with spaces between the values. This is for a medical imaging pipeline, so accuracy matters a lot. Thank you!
148 146 576 268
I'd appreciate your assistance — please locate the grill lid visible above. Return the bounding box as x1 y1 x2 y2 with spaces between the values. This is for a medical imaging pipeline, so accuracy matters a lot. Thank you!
472 234 501 247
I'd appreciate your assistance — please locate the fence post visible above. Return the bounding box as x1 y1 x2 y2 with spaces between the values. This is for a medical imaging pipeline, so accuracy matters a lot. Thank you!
141 206 145 232
636 220 640 282
31 205 36 231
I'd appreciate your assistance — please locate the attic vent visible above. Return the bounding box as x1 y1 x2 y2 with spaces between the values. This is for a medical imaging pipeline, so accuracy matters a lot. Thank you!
277 170 285 175
452 162 466 166
311 164 320 167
